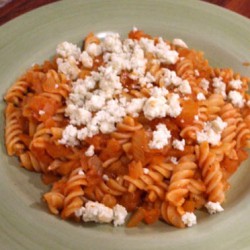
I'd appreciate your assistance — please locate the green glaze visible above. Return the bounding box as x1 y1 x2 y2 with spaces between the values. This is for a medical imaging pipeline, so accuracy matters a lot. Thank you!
0 0 249 249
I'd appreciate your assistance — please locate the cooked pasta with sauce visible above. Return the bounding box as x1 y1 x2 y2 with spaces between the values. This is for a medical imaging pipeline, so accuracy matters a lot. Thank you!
4 29 250 228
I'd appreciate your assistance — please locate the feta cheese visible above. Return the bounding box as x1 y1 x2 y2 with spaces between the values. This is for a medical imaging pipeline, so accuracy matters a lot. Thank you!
170 157 178 165
228 90 245 108
182 212 197 227
86 43 102 57
102 33 122 53
172 38 188 48
196 117 227 146
80 51 93 68
102 174 109 181
172 139 185 151
113 204 128 226
200 78 209 91
126 98 146 117
166 93 182 118
178 80 192 94
143 168 150 174
143 96 168 120
38 110 45 116
212 77 226 98
210 117 227 133
229 79 242 90
76 202 127 226
57 58 80 80
85 145 95 157
56 41 81 61
205 202 224 214
194 115 199 121
194 69 200 77
82 201 114 223
149 123 171 149
59 125 79 147
197 93 206 101
78 169 85 176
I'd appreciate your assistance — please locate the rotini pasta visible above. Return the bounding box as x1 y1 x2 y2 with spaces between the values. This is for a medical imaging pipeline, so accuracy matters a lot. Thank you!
4 29 250 228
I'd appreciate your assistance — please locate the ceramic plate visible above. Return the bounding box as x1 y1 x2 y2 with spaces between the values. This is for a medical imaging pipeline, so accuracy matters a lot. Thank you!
0 0 249 249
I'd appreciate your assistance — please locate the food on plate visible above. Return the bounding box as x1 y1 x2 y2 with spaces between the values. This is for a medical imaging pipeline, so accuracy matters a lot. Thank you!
4 29 250 228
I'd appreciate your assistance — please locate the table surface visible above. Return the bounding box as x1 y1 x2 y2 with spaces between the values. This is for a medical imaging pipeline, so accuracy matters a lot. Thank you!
0 0 249 26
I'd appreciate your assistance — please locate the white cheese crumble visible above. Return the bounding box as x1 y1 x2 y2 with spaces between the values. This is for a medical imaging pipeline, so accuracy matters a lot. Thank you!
59 125 79 147
75 201 128 226
143 168 150 174
229 79 242 90
78 169 85 176
182 212 197 227
86 43 102 57
56 41 81 61
172 139 185 151
200 78 209 91
205 202 224 214
80 51 93 68
172 38 188 48
113 204 128 227
194 115 199 121
228 90 245 108
85 145 95 157
197 93 206 101
178 80 192 94
196 117 227 146
194 69 200 77
212 77 226 99
38 110 45 116
102 174 109 181
149 123 171 149
170 157 178 165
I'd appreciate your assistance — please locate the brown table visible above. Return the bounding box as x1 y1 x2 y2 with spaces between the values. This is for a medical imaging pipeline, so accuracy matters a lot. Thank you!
0 0 249 26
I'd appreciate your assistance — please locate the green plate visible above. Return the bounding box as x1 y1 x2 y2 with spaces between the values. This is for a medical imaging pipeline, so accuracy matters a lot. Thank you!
0 0 249 249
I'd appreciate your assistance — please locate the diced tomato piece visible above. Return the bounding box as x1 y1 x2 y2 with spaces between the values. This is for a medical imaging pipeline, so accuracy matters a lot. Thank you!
46 141 73 159
128 161 143 179
144 208 160 224
99 138 121 161
128 30 151 40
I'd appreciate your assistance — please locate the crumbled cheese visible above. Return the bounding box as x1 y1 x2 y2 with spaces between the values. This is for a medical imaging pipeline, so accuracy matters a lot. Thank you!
170 157 178 165
113 204 128 226
59 125 79 147
75 202 127 226
85 145 95 157
172 139 185 151
196 117 227 146
38 110 45 116
194 69 200 77
205 202 224 214
166 93 182 118
143 96 168 120
178 80 192 94
160 68 182 87
102 174 109 181
149 123 171 149
194 115 199 121
126 98 146 117
143 168 150 174
155 37 179 64
139 72 156 86
229 79 242 90
228 90 245 108
182 212 197 227
55 84 59 89
172 38 188 48
212 77 226 98
200 78 209 91
80 51 93 68
56 41 81 61
210 117 227 133
78 169 85 176
197 93 206 101
82 201 114 223
150 87 169 97
102 33 123 53
86 43 102 57
57 58 80 80
132 26 138 32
